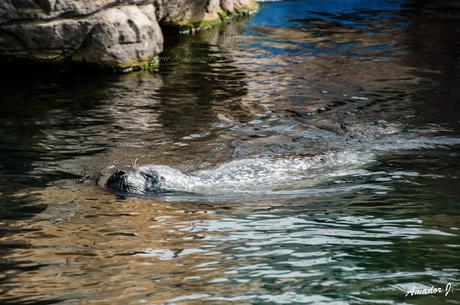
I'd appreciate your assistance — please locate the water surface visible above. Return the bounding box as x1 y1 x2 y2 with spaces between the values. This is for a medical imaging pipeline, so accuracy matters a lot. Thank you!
1 0 460 304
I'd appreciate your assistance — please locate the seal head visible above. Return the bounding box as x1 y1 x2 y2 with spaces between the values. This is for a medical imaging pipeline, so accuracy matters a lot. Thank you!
106 168 165 194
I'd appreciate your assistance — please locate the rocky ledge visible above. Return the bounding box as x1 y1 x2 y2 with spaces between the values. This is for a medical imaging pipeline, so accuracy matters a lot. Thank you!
0 0 258 71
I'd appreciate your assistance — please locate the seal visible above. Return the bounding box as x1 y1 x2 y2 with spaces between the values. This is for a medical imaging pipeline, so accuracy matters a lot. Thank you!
106 167 165 194
106 164 197 194
105 152 371 196
105 122 460 197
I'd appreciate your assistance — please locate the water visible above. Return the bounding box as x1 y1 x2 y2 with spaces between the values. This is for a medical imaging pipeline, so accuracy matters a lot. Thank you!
1 0 460 304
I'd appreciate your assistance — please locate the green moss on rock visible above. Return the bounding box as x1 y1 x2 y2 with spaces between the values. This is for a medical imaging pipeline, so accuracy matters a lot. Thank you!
114 56 160 73
234 1 260 16
162 1 260 34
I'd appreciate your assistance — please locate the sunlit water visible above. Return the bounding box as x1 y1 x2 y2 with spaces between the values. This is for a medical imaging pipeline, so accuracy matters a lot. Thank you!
1 0 460 304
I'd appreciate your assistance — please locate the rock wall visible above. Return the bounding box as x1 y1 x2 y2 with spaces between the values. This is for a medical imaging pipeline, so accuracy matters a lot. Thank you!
0 0 258 70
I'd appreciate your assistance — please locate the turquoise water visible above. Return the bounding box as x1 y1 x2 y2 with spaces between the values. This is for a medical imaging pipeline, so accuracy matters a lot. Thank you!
1 0 460 304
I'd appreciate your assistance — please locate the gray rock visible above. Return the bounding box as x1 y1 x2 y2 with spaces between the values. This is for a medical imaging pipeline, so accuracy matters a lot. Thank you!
155 0 258 26
0 0 258 70
74 4 164 69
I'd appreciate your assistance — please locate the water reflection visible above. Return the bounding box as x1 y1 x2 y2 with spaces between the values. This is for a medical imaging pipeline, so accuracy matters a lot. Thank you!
2 175 459 304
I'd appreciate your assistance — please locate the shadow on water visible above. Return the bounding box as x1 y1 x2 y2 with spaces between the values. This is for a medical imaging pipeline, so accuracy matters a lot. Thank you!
0 22 253 189
401 0 460 125
157 29 251 139
0 20 256 305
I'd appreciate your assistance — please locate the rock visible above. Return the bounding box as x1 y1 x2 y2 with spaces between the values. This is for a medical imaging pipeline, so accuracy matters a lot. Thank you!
221 0 235 13
0 0 259 70
73 5 164 69
0 18 96 62
156 0 259 32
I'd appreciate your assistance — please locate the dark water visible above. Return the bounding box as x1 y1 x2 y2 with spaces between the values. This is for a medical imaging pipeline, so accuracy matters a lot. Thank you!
1 0 460 304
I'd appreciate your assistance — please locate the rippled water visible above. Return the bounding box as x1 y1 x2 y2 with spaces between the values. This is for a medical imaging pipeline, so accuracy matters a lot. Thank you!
1 0 460 304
